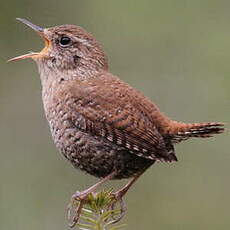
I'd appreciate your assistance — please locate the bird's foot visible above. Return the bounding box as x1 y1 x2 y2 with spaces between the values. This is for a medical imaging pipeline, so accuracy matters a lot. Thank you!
67 189 126 228
67 172 117 227
108 190 127 224
67 190 90 228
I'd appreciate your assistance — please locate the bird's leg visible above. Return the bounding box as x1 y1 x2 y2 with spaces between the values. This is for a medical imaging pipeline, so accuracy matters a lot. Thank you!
109 168 148 223
73 171 117 199
67 171 117 227
113 170 144 199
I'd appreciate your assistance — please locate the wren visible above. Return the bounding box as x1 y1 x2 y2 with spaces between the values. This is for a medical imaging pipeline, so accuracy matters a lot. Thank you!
9 18 225 224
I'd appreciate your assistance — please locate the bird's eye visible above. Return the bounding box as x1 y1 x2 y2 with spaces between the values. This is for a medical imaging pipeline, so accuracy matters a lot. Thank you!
59 36 71 47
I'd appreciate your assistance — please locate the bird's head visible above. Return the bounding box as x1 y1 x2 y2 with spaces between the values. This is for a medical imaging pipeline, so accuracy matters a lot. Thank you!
9 18 108 79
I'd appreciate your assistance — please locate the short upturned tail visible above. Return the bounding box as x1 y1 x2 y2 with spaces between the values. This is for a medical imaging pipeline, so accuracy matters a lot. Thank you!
169 122 225 143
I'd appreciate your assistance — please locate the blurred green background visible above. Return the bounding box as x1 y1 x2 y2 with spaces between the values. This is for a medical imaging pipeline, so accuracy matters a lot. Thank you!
0 0 229 229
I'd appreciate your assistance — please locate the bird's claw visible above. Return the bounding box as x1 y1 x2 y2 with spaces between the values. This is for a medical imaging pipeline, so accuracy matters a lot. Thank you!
108 193 126 224
67 190 127 227
67 191 88 228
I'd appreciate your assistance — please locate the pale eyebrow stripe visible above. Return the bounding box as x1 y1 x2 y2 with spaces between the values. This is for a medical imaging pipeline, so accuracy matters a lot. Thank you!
74 37 93 47
55 31 93 47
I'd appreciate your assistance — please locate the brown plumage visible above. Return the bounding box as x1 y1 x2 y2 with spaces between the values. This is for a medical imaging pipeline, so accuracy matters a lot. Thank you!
10 18 225 225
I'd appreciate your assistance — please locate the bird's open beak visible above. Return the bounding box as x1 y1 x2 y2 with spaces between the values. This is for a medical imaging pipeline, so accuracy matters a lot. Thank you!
8 18 50 62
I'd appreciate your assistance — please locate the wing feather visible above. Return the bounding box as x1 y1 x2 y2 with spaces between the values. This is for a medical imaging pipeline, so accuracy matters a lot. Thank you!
55 75 175 162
